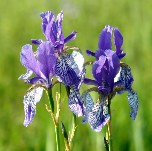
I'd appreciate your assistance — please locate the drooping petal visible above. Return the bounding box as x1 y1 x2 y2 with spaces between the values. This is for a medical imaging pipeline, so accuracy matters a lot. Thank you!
64 31 77 44
87 98 110 132
37 41 56 81
81 91 94 123
128 90 139 120
20 44 40 77
23 86 43 127
68 87 84 116
113 63 139 120
55 51 85 87
98 25 112 50
114 63 134 93
18 69 33 80
81 91 110 131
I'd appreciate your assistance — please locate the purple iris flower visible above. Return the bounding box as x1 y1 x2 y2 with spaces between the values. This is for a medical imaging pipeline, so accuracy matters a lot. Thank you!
32 11 77 53
32 12 85 117
19 11 84 126
86 25 125 94
19 41 56 126
83 25 138 131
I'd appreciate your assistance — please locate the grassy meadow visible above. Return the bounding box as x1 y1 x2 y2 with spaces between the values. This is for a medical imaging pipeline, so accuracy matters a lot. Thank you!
0 0 152 150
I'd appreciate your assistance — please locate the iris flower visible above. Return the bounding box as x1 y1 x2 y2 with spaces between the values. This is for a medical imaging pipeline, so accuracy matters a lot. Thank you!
32 11 77 53
19 11 84 126
82 25 138 131
19 41 56 126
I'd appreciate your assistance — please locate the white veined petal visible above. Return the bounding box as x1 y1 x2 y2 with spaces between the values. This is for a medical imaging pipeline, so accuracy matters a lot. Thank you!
18 69 33 80
23 86 44 127
72 50 84 73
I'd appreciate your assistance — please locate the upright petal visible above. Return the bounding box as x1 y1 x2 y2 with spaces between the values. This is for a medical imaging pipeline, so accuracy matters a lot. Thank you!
104 49 120 79
114 28 126 59
40 11 55 40
128 90 139 120
56 11 64 43
68 87 84 116
37 41 56 81
114 28 123 52
20 44 40 77
98 25 112 50
23 86 43 127
93 55 106 78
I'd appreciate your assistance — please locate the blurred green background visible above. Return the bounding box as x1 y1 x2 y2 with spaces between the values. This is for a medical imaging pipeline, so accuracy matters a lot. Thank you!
0 0 152 150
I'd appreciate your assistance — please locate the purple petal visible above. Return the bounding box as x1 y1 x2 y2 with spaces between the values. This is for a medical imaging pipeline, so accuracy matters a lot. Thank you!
83 78 98 86
117 53 126 59
127 90 139 120
64 31 77 44
92 55 107 83
23 86 43 127
86 50 96 57
26 77 44 84
20 44 40 76
114 28 123 52
37 41 56 80
95 49 105 59
40 11 55 37
93 50 120 92
45 18 56 42
31 39 42 45
68 87 84 116
104 49 120 77
56 11 64 43
98 25 112 50
40 11 59 43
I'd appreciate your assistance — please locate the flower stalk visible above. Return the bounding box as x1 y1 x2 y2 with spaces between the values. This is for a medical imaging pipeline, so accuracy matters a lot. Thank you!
105 100 113 151
46 90 61 151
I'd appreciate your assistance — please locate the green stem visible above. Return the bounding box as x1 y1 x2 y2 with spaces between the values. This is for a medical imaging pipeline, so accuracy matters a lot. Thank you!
47 89 54 113
46 89 60 151
106 102 113 151
55 125 60 151
107 120 112 151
